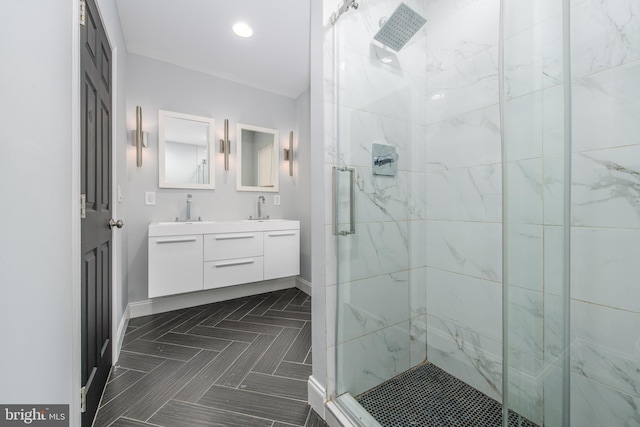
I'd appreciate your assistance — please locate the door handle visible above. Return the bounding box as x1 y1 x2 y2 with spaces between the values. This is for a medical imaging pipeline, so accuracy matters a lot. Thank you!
156 238 197 244
109 219 124 229
215 259 255 267
332 166 356 236
214 234 255 240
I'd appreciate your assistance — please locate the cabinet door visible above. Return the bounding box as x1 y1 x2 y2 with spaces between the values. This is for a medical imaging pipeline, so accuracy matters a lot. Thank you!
148 235 203 298
264 230 300 280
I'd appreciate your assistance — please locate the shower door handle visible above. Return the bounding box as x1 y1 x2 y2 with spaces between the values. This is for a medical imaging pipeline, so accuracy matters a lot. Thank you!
333 166 356 236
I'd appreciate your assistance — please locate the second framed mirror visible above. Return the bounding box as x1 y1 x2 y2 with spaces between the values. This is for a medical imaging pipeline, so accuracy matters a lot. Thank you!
236 123 280 192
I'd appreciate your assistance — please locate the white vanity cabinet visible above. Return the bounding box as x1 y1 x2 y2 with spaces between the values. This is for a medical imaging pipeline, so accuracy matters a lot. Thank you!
148 220 300 299
148 235 203 298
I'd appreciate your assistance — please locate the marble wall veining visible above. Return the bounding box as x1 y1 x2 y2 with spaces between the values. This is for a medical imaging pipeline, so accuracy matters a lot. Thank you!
568 0 640 424
425 0 504 406
502 0 640 424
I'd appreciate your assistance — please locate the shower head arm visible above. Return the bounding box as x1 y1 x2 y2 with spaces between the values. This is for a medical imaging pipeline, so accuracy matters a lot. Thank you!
331 0 359 25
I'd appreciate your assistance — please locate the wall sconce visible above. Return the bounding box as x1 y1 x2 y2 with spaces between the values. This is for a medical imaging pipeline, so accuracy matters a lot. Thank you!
219 118 230 171
284 131 293 176
132 105 148 167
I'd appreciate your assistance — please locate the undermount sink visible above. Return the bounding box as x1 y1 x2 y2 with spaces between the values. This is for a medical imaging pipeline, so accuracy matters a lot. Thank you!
149 219 300 237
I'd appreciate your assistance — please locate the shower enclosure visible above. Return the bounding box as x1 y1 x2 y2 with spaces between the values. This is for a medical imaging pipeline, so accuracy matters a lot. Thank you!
325 0 640 425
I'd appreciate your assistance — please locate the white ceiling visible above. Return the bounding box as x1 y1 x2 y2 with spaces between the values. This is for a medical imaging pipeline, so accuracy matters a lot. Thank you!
115 0 311 99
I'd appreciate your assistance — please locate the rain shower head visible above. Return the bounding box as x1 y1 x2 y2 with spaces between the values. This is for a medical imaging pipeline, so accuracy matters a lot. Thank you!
373 3 426 52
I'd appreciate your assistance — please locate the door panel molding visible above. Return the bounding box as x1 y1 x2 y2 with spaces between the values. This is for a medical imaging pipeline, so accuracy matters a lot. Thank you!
80 0 112 425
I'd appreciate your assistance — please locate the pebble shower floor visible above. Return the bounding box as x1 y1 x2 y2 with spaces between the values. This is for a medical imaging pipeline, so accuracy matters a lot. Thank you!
355 361 539 427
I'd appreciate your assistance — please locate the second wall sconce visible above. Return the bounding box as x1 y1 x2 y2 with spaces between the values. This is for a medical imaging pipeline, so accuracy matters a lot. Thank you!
284 131 293 176
219 118 230 171
132 105 148 167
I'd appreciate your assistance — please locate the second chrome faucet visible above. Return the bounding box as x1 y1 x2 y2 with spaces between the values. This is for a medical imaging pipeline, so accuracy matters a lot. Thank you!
257 195 267 220
186 194 192 221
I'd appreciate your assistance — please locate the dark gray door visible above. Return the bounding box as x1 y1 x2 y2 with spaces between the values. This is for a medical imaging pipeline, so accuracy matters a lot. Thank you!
80 0 112 424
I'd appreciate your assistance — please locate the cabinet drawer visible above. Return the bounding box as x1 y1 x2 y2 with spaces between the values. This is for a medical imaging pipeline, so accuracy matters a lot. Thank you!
204 257 264 290
204 232 263 261
264 230 300 280
148 235 203 298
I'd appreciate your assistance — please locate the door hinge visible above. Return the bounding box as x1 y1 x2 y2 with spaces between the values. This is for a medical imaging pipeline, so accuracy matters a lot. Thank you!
80 0 86 27
80 386 87 413
80 194 86 219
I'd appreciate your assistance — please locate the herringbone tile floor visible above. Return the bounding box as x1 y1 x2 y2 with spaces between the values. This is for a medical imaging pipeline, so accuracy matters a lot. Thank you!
94 288 327 427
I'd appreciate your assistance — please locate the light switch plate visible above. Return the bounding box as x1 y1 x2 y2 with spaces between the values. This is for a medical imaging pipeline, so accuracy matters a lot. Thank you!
117 184 123 203
145 191 156 205
274 195 281 206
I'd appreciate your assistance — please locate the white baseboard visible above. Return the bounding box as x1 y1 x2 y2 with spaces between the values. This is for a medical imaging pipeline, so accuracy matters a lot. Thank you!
296 277 312 296
129 277 296 318
113 304 130 363
308 375 326 419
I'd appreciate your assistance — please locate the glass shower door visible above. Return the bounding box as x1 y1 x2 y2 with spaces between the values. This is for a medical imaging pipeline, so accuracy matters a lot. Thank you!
330 0 428 422
501 0 572 426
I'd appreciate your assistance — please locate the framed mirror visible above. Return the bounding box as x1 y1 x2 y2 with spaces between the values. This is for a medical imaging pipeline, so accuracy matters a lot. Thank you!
158 110 215 189
236 123 280 192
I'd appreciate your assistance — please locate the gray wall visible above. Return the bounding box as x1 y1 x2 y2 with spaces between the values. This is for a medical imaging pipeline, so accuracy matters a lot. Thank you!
0 0 76 413
293 89 312 281
309 0 328 409
126 53 311 303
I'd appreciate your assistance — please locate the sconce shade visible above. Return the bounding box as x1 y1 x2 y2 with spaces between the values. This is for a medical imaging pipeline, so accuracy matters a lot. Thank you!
131 130 148 147
284 131 293 176
135 105 143 167
219 119 230 171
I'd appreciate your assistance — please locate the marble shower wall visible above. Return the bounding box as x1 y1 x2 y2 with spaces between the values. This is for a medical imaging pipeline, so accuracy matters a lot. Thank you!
502 0 640 425
569 0 640 425
424 0 504 406
322 0 428 397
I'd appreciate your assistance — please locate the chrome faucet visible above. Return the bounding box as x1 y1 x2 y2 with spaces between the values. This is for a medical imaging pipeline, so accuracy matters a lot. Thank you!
186 194 192 221
257 195 266 219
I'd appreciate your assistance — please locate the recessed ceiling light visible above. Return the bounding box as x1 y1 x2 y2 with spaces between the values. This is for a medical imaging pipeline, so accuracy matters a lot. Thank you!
233 22 253 38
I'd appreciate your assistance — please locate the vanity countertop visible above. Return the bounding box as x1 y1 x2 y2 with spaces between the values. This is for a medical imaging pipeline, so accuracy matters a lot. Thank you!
149 219 300 237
